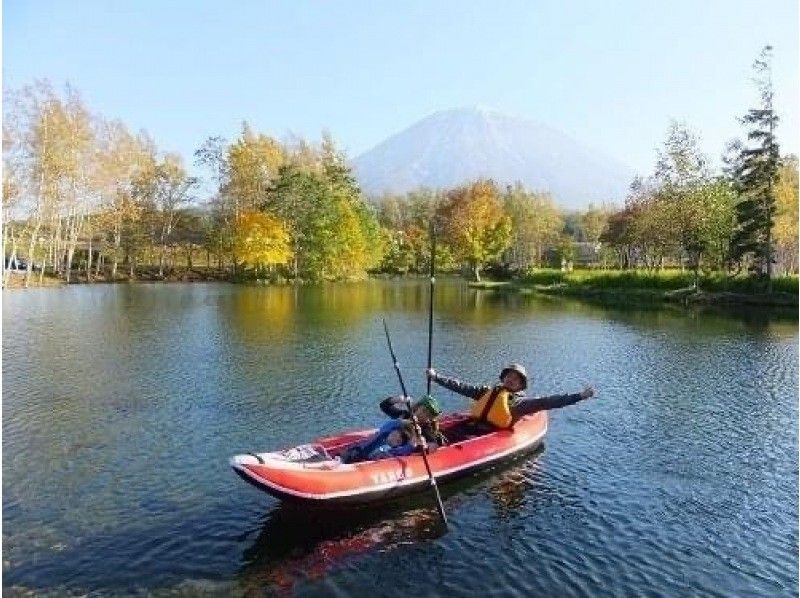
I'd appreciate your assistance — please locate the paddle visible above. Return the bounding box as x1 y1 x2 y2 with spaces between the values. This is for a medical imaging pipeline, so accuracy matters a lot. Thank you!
426 223 436 397
381 318 448 528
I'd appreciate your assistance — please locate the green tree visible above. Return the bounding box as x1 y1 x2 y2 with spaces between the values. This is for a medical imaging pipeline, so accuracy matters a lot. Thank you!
580 203 612 245
652 121 710 285
503 183 562 269
730 45 780 288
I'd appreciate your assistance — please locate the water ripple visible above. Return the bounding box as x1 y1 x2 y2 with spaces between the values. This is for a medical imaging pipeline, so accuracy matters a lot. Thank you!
3 282 797 596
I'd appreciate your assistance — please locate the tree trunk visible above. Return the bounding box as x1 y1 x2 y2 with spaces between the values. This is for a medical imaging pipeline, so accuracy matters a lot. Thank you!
3 232 14 288
111 223 121 279
50 217 62 276
24 223 40 288
473 262 481 282
65 212 80 284
87 229 93 283
2 216 7 287
766 222 773 293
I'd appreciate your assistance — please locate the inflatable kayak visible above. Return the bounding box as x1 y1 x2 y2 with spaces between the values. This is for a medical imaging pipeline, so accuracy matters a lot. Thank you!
230 411 547 506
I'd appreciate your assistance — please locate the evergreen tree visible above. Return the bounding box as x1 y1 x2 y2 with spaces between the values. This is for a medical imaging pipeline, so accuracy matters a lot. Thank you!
731 45 780 288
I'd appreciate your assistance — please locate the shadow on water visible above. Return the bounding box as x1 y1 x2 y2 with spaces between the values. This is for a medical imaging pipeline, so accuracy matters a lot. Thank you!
237 446 546 595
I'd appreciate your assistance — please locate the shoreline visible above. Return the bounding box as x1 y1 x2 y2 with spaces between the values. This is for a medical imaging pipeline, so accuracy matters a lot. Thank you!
2 267 230 289
468 280 799 308
5 270 798 309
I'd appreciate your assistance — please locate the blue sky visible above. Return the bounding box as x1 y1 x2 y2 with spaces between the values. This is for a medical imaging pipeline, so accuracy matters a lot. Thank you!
4 0 798 179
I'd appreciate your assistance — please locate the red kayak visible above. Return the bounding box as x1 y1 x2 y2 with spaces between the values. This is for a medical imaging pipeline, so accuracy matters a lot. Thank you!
230 411 547 506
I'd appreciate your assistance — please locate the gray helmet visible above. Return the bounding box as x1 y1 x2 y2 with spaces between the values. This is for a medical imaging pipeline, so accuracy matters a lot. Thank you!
500 363 528 390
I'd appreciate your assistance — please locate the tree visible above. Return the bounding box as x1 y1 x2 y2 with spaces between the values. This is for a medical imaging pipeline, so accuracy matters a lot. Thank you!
226 122 284 217
581 203 612 245
601 205 637 268
652 121 711 285
259 134 383 281
441 180 511 281
730 45 780 289
3 122 22 287
233 210 292 274
503 183 562 270
95 120 153 279
773 155 799 274
58 88 95 283
4 82 62 287
134 154 197 276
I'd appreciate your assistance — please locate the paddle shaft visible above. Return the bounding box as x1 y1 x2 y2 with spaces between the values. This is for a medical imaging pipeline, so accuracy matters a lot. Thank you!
382 319 448 527
426 224 435 396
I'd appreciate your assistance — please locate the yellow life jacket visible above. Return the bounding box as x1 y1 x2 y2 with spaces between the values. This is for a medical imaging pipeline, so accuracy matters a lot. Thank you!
470 386 514 429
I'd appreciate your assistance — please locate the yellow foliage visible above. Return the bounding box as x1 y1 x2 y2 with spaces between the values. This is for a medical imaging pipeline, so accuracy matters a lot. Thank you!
774 156 799 272
774 158 798 246
233 210 293 268
442 180 512 277
227 123 284 213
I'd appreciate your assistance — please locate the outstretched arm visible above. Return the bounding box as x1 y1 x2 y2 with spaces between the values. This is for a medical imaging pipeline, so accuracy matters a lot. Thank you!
511 387 595 421
427 369 490 400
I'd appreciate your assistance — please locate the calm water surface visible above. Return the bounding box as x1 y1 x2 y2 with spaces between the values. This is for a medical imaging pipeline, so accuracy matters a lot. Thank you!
3 281 798 596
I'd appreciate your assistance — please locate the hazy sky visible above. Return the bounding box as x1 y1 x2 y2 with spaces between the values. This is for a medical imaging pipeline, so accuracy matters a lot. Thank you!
4 0 798 179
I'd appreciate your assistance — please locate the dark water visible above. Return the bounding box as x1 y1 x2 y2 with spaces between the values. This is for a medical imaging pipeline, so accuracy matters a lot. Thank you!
3 281 797 596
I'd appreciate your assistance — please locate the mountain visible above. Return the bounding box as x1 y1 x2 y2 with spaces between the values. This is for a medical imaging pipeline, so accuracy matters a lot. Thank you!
351 106 633 209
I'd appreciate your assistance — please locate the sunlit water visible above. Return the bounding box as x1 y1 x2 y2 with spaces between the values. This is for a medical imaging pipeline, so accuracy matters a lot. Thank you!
3 281 797 596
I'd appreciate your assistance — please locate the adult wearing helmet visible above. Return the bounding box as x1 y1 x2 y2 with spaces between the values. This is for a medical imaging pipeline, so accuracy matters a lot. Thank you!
426 363 594 430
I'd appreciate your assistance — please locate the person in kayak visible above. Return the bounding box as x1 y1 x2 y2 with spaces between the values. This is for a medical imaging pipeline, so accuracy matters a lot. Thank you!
379 394 446 446
426 363 594 430
339 396 444 463
339 419 415 463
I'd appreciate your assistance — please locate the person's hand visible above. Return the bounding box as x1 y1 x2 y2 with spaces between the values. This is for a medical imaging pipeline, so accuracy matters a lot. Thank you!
426 368 436 379
580 386 595 400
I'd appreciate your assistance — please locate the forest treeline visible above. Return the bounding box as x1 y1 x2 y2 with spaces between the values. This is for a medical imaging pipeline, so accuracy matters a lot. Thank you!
2 47 797 290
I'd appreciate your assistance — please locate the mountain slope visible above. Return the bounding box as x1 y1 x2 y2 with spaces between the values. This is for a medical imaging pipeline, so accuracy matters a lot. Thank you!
352 107 633 209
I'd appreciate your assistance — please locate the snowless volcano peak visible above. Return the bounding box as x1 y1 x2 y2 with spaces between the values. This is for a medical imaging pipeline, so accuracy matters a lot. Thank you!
352 107 633 209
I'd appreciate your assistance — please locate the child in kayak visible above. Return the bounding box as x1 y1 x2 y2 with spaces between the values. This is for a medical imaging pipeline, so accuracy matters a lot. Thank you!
340 396 444 463
426 363 594 430
379 394 445 447
339 419 415 463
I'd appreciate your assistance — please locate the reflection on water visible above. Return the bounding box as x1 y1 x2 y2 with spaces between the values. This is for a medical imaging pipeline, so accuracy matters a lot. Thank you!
240 505 445 595
3 281 797 596
238 449 544 595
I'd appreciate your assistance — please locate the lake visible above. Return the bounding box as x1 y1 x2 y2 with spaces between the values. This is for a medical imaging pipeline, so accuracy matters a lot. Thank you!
3 280 797 596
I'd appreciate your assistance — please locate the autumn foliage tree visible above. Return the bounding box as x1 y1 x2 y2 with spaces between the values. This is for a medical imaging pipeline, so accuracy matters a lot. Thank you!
773 155 799 274
233 210 292 275
440 180 511 281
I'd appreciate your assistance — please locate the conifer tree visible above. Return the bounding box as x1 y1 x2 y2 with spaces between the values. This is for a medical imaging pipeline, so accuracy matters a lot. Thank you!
731 45 780 289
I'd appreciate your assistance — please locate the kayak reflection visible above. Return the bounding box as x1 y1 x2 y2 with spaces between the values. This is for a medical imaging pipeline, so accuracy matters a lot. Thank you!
238 504 445 594
237 446 545 594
